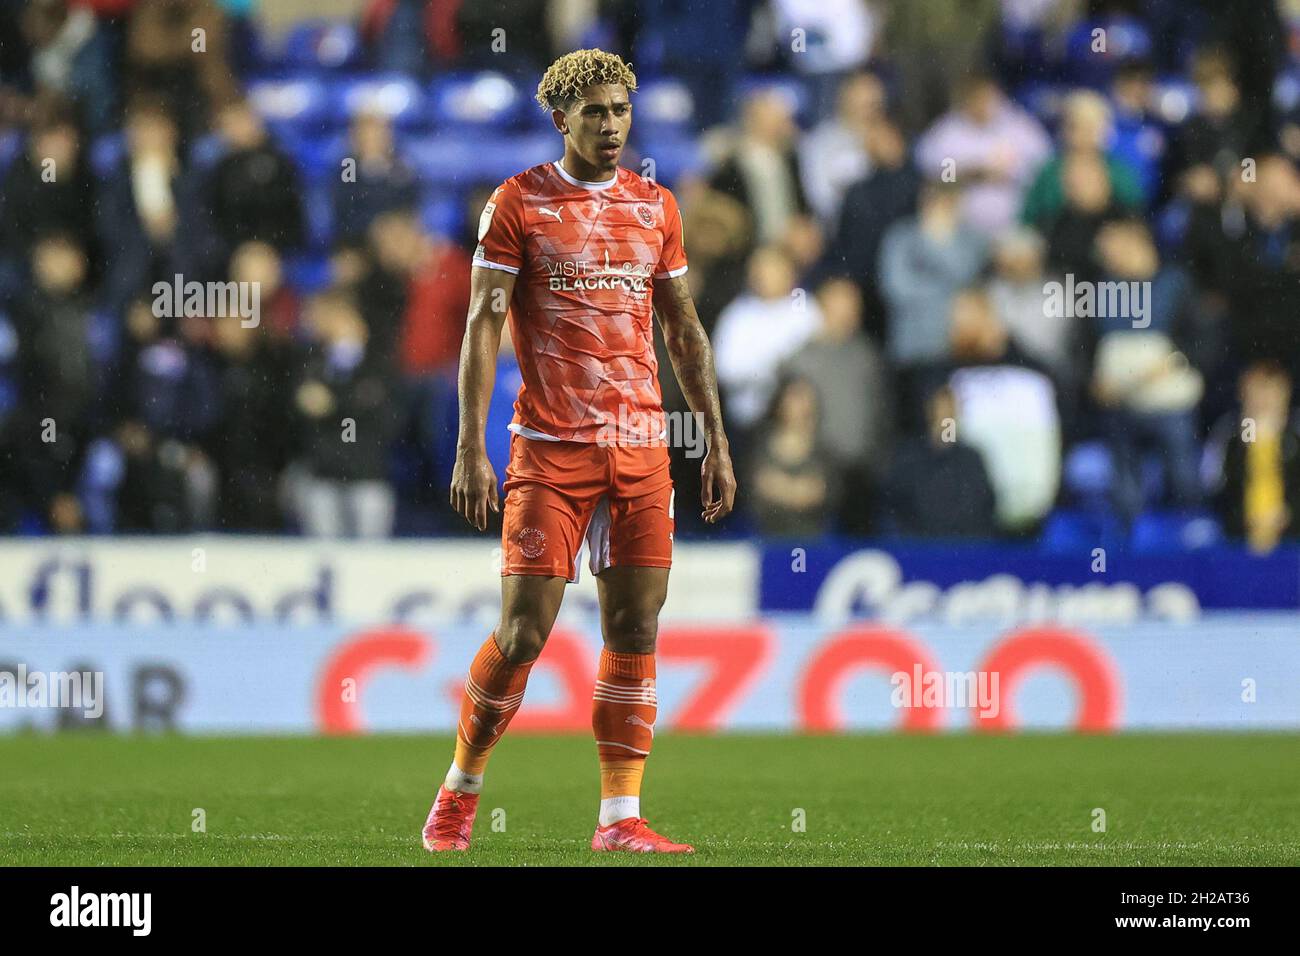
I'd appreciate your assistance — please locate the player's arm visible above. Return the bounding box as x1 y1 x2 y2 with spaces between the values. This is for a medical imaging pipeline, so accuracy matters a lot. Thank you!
450 265 514 531
653 274 737 524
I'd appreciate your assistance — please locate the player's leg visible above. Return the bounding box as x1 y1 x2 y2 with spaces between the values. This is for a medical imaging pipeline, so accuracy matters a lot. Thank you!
592 564 668 819
449 573 566 789
423 573 567 852
587 451 692 852
424 437 596 851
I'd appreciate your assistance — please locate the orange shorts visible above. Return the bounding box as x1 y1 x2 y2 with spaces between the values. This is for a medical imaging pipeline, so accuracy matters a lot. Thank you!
501 434 674 581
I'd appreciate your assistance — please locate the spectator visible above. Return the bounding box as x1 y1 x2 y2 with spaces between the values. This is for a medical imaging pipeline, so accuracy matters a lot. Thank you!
94 292 222 532
1022 90 1144 231
882 385 998 539
1042 151 1126 281
203 99 305 262
713 244 822 441
207 314 294 531
675 181 753 333
357 208 421 365
98 98 185 317
823 115 919 340
878 180 986 417
20 0 117 135
292 291 396 538
800 71 886 227
15 234 98 532
1204 156 1300 379
783 277 891 525
709 87 812 245
987 226 1073 381
884 0 1002 137
1108 58 1166 205
1090 218 1204 522
1207 361 1300 553
0 102 98 297
946 288 1061 534
1165 48 1258 201
229 241 299 343
332 109 420 244
126 0 237 144
914 72 1051 236
749 375 842 539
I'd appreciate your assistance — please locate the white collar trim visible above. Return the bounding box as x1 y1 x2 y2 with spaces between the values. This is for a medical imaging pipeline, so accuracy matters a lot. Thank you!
552 161 617 190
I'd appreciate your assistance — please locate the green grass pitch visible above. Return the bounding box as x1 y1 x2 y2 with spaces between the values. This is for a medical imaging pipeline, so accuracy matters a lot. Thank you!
1 733 1296 866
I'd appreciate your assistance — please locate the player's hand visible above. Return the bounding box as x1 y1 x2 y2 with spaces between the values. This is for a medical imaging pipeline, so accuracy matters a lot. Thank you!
450 446 500 531
700 440 736 524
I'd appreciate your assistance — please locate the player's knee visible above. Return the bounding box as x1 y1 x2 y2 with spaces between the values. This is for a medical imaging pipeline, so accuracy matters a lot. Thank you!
602 606 659 655
496 615 550 663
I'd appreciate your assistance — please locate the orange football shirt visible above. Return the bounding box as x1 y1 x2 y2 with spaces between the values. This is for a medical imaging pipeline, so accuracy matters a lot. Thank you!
472 161 688 444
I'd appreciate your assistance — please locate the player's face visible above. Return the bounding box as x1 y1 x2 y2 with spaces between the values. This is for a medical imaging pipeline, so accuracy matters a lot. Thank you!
557 84 631 175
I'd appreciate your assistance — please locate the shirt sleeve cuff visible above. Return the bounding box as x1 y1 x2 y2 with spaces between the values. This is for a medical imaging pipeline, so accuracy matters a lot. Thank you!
472 257 520 275
653 264 689 280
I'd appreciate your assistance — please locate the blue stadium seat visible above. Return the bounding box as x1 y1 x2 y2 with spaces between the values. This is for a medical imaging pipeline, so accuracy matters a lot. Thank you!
632 136 704 185
336 74 428 130
404 132 555 188
1039 508 1126 552
419 191 466 242
732 75 813 127
248 77 332 130
187 132 228 171
1063 17 1153 85
0 129 21 174
1062 441 1114 503
428 72 527 129
283 253 334 293
635 78 696 135
89 133 126 179
302 180 336 250
1150 76 1196 125
286 130 349 183
1130 511 1222 552
277 20 363 73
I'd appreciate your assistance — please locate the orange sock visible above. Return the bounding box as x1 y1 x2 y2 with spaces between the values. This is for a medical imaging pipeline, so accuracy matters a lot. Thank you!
592 649 656 825
445 634 533 793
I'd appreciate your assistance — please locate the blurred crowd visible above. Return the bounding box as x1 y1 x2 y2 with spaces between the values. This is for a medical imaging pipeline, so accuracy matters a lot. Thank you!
0 0 1299 552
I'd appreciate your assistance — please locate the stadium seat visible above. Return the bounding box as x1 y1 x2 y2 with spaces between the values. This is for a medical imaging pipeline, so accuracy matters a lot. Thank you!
1039 508 1126 552
428 72 528 129
405 131 555 188
1063 17 1153 85
336 74 428 130
276 20 364 73
1062 441 1114 505
283 252 334 293
1150 76 1196 125
0 129 20 174
187 132 228 171
302 180 336 250
283 130 349 184
631 136 704 185
732 75 813 127
633 78 696 135
248 77 332 130
1130 511 1223 552
419 192 466 242
89 133 126 179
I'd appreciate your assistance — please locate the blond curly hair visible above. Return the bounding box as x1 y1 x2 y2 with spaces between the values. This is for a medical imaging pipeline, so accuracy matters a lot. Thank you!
535 48 637 113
